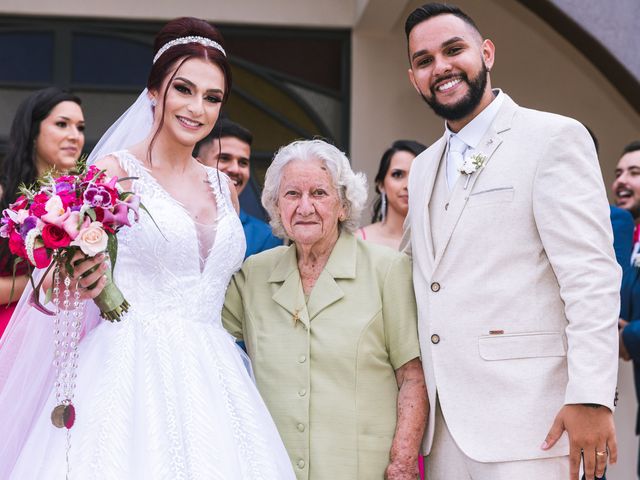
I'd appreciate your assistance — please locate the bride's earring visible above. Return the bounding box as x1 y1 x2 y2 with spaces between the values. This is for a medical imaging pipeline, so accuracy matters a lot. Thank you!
380 191 387 223
150 98 157 107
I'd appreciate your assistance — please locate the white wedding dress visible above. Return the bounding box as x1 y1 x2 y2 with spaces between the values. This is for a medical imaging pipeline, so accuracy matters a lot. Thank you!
8 151 295 479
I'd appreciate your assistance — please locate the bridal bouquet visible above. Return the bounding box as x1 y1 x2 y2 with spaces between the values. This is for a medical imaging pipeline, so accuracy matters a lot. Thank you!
0 161 141 322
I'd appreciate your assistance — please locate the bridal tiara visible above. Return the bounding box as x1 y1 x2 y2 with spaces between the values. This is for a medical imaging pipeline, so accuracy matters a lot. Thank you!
152 35 227 64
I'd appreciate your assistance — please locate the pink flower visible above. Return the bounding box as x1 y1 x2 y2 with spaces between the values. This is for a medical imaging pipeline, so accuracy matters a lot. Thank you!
84 165 106 183
58 191 79 209
96 203 132 228
6 208 30 225
71 221 108 256
10 196 28 211
8 230 27 259
30 192 49 217
41 195 70 226
32 246 51 269
42 224 71 249
61 211 83 239
56 174 74 182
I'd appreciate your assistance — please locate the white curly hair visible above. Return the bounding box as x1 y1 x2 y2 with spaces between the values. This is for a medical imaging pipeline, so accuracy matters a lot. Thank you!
261 139 368 239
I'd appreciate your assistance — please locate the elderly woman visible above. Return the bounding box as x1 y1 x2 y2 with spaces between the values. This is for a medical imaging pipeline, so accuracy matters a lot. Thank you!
222 139 427 480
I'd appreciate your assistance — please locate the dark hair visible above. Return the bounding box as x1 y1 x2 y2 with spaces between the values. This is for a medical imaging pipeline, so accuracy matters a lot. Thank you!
148 17 232 160
622 140 640 155
0 87 82 262
405 3 480 39
193 117 253 157
371 140 427 222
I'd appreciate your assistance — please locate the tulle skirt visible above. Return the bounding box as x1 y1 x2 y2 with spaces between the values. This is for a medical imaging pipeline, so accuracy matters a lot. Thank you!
8 314 295 479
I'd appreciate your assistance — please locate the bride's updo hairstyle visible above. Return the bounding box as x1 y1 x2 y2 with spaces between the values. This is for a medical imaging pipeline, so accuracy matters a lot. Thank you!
147 17 231 155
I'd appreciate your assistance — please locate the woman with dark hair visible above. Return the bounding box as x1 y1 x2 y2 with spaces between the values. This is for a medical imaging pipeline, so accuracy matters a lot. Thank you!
0 17 295 479
357 140 426 250
0 87 84 337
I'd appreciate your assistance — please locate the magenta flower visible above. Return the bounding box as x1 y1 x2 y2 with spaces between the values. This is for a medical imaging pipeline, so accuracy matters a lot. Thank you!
84 185 114 208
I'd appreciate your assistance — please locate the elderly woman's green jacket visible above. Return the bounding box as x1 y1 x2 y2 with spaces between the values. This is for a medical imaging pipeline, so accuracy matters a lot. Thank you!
222 232 420 480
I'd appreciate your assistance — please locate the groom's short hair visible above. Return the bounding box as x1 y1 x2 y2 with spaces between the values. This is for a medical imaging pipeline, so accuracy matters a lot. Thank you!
405 3 481 39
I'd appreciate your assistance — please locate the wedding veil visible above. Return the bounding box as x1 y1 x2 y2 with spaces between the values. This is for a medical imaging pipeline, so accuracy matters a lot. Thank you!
87 89 154 165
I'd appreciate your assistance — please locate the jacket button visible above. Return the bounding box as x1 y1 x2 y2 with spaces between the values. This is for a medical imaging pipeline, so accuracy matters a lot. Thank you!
297 423 305 432
298 388 307 397
431 282 441 292
298 355 307 363
297 459 306 469
431 334 440 344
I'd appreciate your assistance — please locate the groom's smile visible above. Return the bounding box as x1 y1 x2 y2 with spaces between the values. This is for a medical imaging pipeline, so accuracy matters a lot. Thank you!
407 12 496 131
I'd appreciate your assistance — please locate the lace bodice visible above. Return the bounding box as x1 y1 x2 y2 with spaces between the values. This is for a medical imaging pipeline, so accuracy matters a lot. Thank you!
112 151 246 327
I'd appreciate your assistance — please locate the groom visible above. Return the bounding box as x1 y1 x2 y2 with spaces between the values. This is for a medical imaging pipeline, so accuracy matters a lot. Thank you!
403 3 620 479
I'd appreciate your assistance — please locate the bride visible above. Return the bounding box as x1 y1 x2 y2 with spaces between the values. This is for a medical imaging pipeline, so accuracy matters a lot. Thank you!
0 17 295 479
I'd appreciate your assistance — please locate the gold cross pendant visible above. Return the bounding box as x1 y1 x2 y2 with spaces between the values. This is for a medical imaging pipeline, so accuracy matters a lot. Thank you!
293 309 302 327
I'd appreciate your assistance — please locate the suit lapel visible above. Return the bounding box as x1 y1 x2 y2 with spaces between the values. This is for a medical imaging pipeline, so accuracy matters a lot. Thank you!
307 233 356 320
420 136 446 264
431 95 517 271
269 233 357 325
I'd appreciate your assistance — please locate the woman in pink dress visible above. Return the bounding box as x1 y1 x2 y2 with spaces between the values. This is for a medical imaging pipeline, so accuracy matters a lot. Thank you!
357 140 426 250
0 87 85 337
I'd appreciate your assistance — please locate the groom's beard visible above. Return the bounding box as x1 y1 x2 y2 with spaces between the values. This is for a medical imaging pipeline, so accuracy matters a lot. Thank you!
420 62 489 121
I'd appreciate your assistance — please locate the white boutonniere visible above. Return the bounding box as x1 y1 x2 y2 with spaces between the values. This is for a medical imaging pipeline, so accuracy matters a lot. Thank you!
458 153 487 189
633 254 640 269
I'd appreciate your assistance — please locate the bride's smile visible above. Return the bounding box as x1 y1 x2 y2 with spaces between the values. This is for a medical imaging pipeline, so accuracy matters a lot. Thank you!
151 57 225 147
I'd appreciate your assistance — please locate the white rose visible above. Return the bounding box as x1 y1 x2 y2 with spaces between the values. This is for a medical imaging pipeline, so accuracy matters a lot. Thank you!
460 161 476 174
45 195 64 215
71 221 108 256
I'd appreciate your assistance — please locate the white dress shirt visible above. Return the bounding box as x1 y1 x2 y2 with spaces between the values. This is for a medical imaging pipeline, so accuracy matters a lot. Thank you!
445 89 505 188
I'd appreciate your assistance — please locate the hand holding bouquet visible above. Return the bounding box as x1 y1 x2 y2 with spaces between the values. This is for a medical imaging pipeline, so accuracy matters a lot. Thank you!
0 161 142 321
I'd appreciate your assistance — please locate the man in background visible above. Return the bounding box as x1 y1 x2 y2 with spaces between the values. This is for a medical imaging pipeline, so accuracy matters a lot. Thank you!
612 140 640 478
613 141 640 265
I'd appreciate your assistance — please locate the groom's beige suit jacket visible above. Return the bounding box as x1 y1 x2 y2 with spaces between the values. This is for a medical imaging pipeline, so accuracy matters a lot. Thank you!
406 93 620 463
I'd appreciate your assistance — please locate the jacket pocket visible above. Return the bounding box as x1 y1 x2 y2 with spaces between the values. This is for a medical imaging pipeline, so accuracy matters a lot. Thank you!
478 331 567 360
467 187 514 206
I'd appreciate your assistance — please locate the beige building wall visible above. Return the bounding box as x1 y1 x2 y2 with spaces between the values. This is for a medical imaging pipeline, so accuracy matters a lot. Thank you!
2 0 638 477
3 0 635 188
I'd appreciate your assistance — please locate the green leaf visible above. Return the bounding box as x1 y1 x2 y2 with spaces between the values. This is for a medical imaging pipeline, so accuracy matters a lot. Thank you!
69 155 88 175
139 203 168 240
8 257 25 304
44 287 53 304
116 176 139 184
107 234 118 271
86 208 97 221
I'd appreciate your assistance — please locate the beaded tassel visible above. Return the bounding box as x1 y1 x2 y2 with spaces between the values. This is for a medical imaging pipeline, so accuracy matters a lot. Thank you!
50 258 82 479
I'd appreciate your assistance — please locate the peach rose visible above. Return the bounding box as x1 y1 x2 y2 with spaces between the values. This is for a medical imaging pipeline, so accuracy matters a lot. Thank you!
71 221 108 256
